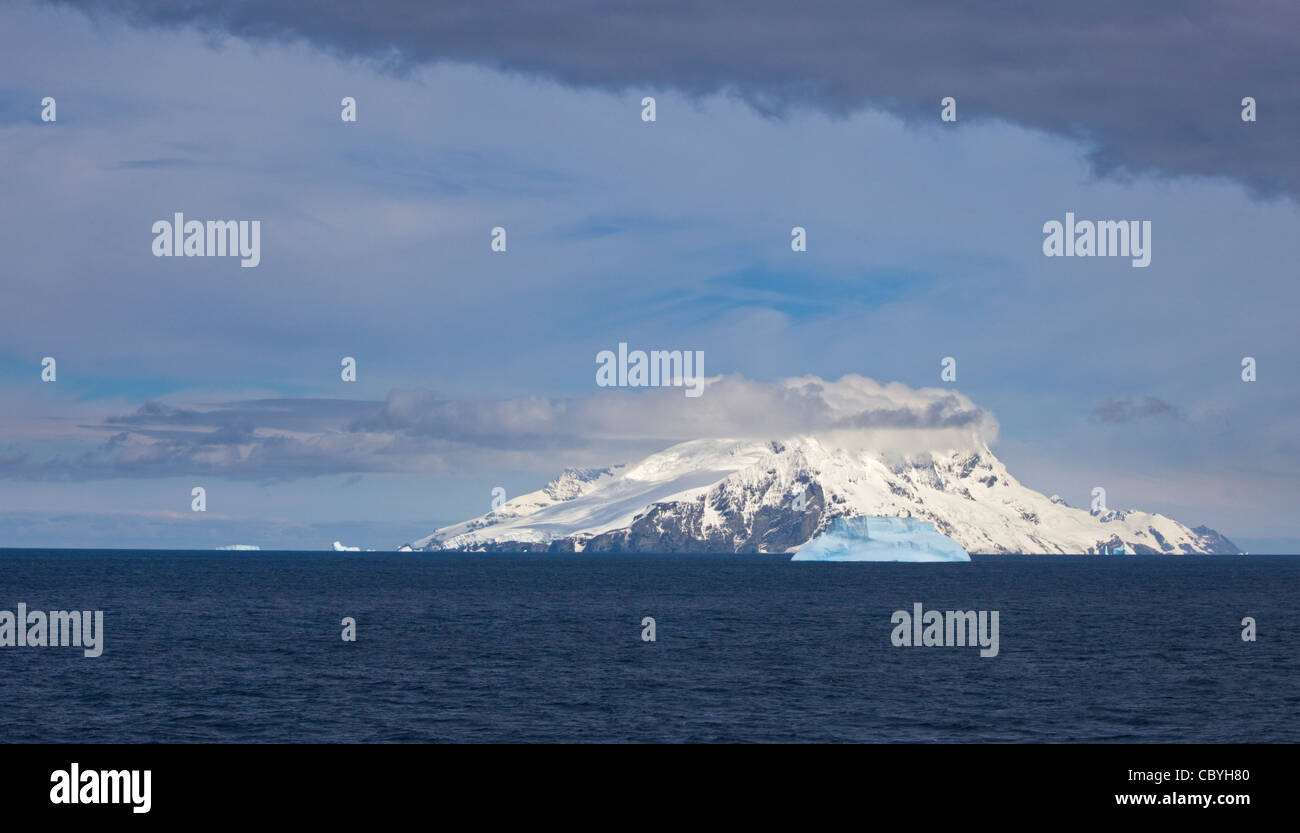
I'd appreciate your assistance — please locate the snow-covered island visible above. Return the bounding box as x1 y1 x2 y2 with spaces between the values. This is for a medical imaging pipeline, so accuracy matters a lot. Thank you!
404 436 1238 555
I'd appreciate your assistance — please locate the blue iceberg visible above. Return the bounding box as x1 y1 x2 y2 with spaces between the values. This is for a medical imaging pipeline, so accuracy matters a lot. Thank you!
792 515 970 562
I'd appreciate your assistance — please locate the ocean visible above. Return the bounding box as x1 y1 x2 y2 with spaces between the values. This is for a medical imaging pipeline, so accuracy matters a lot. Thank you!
1 550 1296 743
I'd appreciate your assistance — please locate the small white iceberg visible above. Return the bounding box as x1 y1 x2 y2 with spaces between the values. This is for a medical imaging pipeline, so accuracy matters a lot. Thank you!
332 541 361 552
792 515 970 562
216 544 261 551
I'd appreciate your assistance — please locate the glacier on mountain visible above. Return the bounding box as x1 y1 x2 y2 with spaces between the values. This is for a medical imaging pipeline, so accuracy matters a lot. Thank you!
792 515 970 562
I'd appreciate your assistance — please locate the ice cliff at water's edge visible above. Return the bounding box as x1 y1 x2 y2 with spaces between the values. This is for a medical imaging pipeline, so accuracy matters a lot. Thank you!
792 515 970 562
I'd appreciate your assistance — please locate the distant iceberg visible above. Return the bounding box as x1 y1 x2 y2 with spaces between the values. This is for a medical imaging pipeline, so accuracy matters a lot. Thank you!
792 516 970 562
333 541 361 552
216 544 260 551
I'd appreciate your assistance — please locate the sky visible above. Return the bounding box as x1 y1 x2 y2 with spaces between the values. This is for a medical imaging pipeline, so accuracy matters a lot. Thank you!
0 1 1297 551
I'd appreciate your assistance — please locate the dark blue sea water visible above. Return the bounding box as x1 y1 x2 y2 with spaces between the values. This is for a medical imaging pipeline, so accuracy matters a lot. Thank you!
1 550 1296 743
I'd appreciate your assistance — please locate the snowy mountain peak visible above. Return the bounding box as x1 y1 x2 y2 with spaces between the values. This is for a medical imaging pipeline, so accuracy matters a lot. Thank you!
407 436 1237 555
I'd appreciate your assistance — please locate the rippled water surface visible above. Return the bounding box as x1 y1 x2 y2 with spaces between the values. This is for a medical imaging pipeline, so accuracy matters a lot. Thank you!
1 551 1295 742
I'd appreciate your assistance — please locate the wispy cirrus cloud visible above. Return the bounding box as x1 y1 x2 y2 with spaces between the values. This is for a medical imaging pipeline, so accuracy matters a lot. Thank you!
1091 396 1183 424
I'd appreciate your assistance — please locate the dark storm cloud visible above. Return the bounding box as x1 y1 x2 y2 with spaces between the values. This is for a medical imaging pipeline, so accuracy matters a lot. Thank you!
45 0 1300 197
